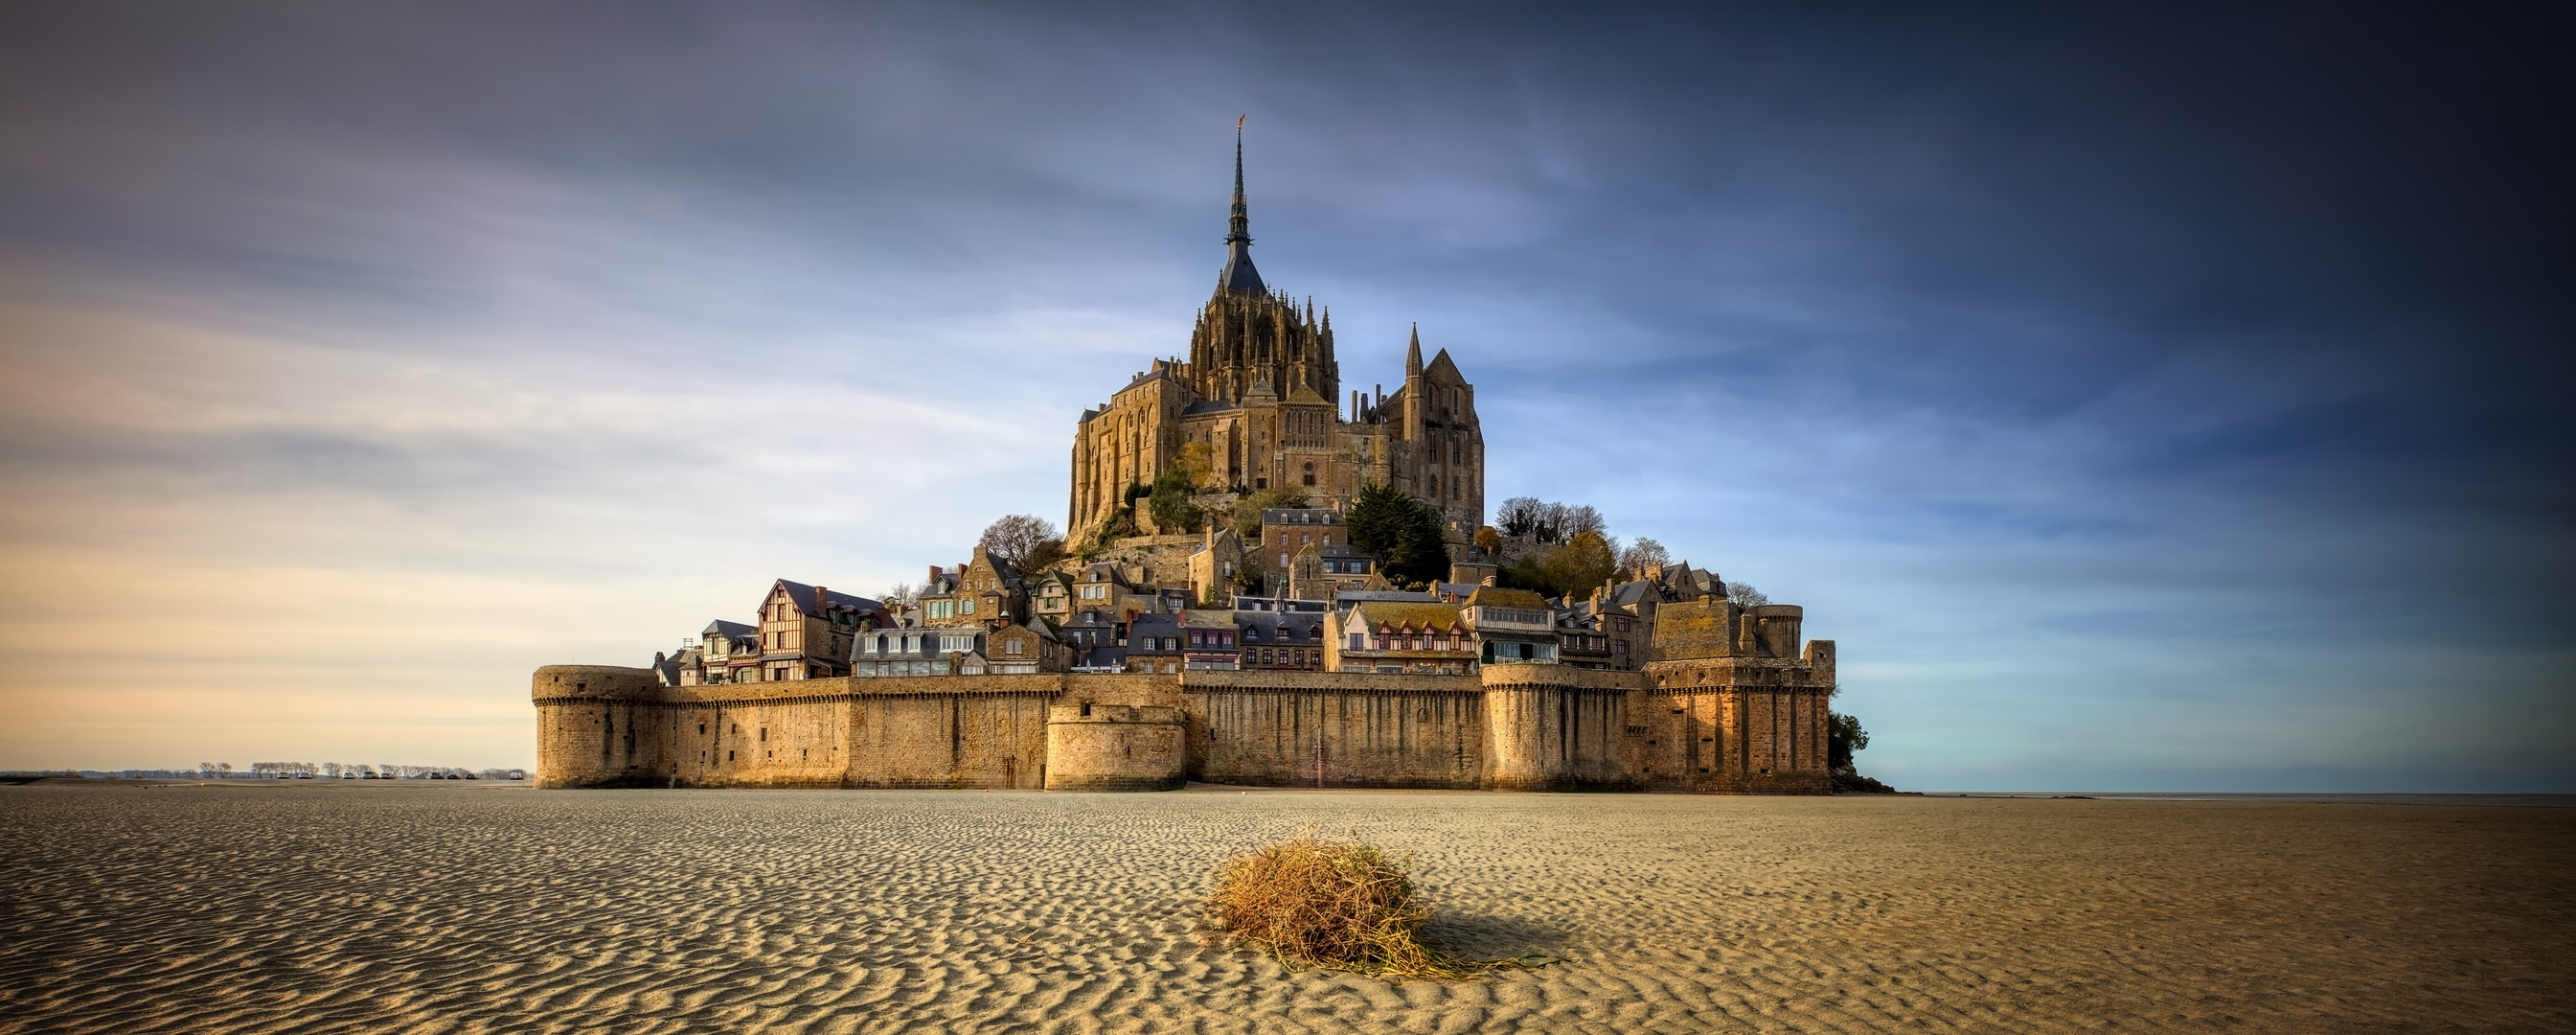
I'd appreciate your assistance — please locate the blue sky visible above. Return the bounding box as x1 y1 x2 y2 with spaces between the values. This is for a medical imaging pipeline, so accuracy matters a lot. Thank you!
1 3 2567 789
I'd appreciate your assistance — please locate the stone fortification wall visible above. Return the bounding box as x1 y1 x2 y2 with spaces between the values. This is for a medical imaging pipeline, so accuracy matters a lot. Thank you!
1184 671 1487 789
531 648 1836 793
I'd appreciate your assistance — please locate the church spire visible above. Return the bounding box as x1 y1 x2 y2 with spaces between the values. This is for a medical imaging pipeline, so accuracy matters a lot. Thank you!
1405 323 1424 378
1220 116 1265 294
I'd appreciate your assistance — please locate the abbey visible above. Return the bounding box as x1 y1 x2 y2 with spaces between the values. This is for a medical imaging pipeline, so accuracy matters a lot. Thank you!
1069 128 1482 542
532 128 1839 794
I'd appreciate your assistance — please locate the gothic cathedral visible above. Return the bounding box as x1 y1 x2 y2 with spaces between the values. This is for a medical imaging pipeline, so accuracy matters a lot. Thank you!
1067 126 1485 543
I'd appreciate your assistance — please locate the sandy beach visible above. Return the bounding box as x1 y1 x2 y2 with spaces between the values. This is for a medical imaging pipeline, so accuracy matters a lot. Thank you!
1 783 2567 1034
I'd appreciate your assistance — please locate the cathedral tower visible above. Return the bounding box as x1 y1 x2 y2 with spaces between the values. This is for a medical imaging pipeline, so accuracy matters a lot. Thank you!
1068 123 1481 549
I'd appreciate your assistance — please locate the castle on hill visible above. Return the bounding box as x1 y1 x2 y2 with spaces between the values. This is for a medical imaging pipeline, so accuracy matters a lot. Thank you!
532 127 1838 794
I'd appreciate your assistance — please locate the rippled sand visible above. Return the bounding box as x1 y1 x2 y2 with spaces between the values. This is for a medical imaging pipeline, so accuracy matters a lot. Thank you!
1 783 2568 1034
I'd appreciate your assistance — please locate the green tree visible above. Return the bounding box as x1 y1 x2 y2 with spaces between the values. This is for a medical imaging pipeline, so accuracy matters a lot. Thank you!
1148 467 1203 534
1828 712 1870 770
1543 529 1619 596
1347 482 1450 587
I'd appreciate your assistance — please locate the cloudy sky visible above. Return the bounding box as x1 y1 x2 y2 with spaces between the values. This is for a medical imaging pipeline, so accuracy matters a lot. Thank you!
1 3 2567 789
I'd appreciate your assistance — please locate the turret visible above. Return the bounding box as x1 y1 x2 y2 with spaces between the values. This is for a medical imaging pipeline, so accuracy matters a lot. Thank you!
1403 325 1425 440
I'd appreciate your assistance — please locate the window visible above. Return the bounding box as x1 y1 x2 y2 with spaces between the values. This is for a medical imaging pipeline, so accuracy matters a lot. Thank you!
1350 632 1363 651
961 599 976 614
1005 639 1022 656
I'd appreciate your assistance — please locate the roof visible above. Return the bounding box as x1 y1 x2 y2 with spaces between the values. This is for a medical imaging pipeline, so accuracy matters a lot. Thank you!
1465 587 1550 610
1335 589 1435 605
1264 508 1342 525
703 619 756 638
773 580 882 615
1348 601 1465 632
1181 400 1241 415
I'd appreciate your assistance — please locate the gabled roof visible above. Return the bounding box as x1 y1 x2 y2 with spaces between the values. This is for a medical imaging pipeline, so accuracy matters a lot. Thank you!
771 580 882 616
1424 347 1465 382
703 619 756 638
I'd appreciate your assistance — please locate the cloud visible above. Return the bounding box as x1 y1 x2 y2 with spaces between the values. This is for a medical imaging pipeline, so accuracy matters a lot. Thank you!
0 2 2566 784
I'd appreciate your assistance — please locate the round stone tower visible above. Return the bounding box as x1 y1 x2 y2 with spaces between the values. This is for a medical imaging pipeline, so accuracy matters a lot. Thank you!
1043 702 1186 791
530 665 663 789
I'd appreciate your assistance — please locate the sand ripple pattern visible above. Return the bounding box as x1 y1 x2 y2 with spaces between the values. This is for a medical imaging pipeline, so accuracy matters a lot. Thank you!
1 785 2569 1033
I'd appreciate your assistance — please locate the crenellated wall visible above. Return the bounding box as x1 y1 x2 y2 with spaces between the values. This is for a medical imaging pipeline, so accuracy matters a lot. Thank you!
532 612 1837 793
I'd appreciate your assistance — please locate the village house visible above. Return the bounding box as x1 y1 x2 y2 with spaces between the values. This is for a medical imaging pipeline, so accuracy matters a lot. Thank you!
985 617 1074 674
851 623 989 677
1182 610 1241 670
918 545 1024 629
1327 599 1475 675
1185 527 1246 604
1028 569 1077 621
1460 586 1559 666
1285 541 1379 601
674 619 761 685
1125 612 1183 674
753 580 885 681
1234 600 1328 670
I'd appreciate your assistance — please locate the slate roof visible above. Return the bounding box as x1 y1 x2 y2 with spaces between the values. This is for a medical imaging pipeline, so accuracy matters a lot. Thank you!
775 580 882 615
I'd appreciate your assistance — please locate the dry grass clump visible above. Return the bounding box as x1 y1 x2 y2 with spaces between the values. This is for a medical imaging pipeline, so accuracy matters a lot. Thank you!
1204 836 1516 980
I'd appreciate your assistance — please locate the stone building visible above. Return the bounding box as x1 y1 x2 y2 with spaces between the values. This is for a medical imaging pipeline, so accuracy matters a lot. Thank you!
918 547 1022 629
1067 127 1483 543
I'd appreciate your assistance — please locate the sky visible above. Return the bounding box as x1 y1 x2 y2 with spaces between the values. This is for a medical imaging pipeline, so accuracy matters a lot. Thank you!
0 2 2568 789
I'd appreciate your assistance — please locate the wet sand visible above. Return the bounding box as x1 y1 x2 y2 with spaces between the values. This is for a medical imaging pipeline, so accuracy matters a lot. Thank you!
1 782 2568 1033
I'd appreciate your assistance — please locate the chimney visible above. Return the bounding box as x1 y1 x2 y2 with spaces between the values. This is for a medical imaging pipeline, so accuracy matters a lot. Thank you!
814 586 828 612
927 564 942 585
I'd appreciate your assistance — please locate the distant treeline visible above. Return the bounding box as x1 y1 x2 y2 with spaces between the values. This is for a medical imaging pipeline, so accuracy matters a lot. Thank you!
3 763 525 781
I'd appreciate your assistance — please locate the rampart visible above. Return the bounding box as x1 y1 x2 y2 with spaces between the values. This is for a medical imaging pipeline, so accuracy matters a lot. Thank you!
534 601 1836 794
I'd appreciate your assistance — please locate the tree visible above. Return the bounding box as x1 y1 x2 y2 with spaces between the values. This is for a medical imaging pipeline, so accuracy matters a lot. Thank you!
1725 581 1770 608
1828 712 1870 770
1472 525 1501 555
1021 537 1067 573
1148 467 1203 533
1559 504 1606 540
1175 442 1217 489
1617 537 1670 579
1495 496 1546 539
881 582 918 607
1544 530 1620 597
1347 482 1449 587
977 514 1060 571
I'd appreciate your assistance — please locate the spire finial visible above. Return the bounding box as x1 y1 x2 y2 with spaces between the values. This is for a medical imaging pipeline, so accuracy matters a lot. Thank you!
1219 117 1265 294
1228 115 1249 245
